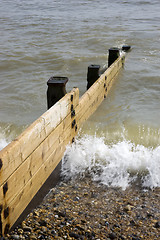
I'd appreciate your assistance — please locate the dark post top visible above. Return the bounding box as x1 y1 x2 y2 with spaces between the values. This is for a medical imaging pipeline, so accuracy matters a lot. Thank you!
87 64 101 90
47 76 68 109
108 47 120 67
122 45 131 52
47 76 68 86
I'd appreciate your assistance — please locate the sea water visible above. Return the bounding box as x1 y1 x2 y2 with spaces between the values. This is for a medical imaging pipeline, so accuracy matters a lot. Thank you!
0 0 160 189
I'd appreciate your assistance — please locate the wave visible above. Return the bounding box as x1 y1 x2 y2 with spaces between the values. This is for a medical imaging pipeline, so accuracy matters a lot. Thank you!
0 123 26 151
62 134 160 190
0 133 8 151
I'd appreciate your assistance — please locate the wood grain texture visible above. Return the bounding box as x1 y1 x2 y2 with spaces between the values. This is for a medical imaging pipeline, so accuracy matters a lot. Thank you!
0 88 79 187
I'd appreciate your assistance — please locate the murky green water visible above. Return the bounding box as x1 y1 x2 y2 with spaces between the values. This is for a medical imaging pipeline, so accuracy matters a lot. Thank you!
0 0 160 188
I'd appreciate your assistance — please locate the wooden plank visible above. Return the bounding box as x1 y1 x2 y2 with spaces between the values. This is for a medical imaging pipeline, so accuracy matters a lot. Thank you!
1 126 75 234
0 88 79 187
0 111 73 205
0 88 79 206
0 90 79 234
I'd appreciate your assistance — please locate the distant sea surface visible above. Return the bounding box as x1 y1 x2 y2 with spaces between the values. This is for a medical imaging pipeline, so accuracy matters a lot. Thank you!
0 0 160 189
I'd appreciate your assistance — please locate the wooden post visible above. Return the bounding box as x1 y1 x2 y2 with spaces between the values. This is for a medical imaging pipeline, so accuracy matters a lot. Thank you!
47 76 68 109
108 47 120 67
46 76 69 199
122 45 131 52
87 64 100 89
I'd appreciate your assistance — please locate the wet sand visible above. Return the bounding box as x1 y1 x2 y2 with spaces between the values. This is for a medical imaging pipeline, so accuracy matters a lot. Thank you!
7 177 160 240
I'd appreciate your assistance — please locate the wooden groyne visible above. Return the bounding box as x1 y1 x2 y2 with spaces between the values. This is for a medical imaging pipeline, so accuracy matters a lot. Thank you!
0 46 131 235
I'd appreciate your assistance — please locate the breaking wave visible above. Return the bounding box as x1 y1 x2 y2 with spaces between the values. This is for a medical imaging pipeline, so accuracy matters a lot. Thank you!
62 135 160 190
0 133 8 151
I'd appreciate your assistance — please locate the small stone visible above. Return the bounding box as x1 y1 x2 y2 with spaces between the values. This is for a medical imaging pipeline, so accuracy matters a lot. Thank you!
73 196 80 201
57 210 66 217
146 212 153 218
69 232 80 239
29 234 37 240
124 205 132 212
11 235 20 240
108 232 116 239
85 231 93 238
39 219 47 226
113 223 120 228
119 235 126 240
33 211 39 217
41 226 48 232
104 221 109 226
81 219 86 224
141 204 146 209
21 222 26 229
22 226 32 232
17 228 23 235
78 211 83 215
84 192 88 196
76 224 84 231
51 230 57 236
37 235 45 240
132 236 140 240
19 235 25 240
154 221 160 228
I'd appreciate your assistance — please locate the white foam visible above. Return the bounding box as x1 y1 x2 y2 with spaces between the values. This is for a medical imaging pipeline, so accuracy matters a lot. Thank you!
0 137 8 151
62 135 160 190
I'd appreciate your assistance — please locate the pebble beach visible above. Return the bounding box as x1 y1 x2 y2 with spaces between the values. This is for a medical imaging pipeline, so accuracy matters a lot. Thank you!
5 177 160 240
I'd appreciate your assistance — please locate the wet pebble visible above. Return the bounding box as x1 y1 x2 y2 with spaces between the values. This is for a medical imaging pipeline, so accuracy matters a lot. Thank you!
22 225 32 232
5 178 160 240
154 221 160 228
10 235 20 240
108 232 117 239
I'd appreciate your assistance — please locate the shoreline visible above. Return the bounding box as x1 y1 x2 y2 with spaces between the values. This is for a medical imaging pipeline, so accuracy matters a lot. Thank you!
7 177 160 240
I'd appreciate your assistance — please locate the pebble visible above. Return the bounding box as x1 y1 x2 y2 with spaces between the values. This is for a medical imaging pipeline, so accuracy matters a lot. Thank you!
108 232 117 239
29 235 37 240
154 221 160 228
10 235 20 240
41 226 48 232
124 204 132 212
17 229 23 235
22 226 32 232
4 177 160 240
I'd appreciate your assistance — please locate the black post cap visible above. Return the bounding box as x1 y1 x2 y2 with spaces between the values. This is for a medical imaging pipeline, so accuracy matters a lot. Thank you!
47 76 68 109
87 64 101 89
47 76 68 86
122 45 131 52
108 47 120 67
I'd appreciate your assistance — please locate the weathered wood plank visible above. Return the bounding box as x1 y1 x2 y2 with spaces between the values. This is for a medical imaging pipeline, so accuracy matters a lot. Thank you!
0 88 79 209
0 110 74 205
0 88 79 187
0 89 79 234
1 127 75 234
